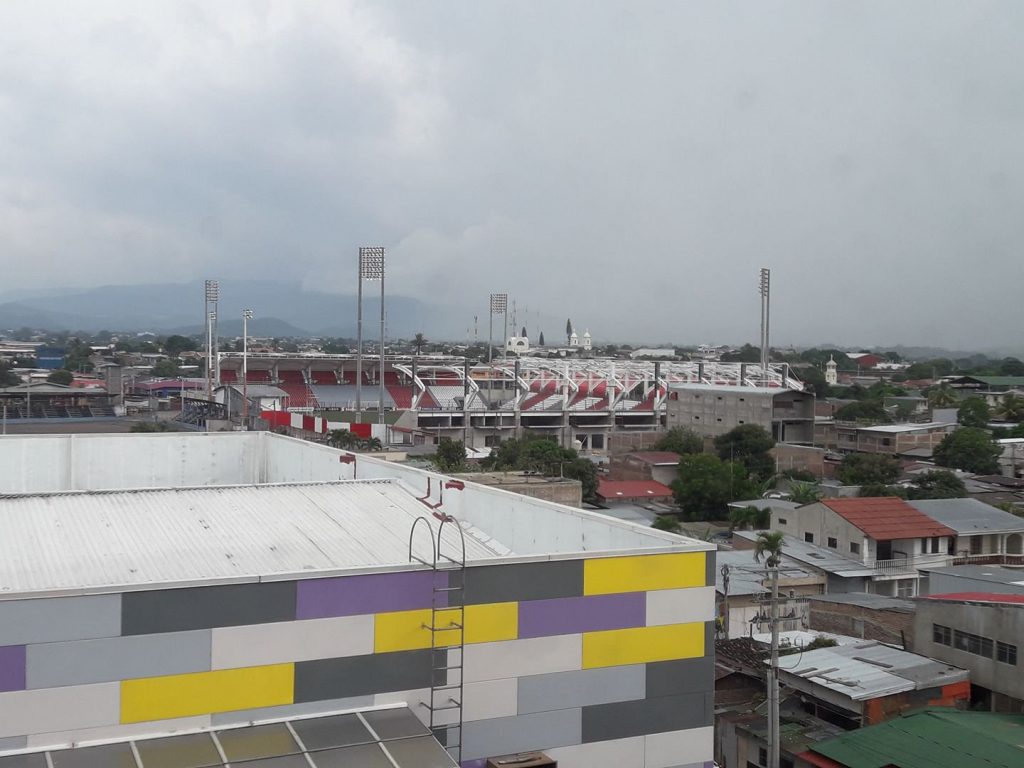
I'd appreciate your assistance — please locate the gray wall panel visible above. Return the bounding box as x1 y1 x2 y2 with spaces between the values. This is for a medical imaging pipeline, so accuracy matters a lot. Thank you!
581 693 710 742
705 549 716 588
518 665 645 714
645 657 715 699
462 708 582 761
121 582 296 634
26 630 211 689
294 650 435 702
463 561 583 605
0 736 26 752
0 595 120 646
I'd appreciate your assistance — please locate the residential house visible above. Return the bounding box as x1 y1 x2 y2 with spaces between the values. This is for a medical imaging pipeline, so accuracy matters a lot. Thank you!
913 593 1024 712
609 451 682 486
595 478 673 504
770 497 957 597
732 530 876 594
907 497 1024 557
920 564 1024 597
715 548 825 640
834 422 955 459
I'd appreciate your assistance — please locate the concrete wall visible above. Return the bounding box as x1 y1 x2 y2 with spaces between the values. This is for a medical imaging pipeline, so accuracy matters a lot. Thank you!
912 600 1024 705
808 600 914 646
0 552 717 768
666 390 774 438
772 504 868 560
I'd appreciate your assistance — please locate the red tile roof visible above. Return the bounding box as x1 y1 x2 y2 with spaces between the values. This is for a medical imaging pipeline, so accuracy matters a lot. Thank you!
925 592 1024 605
597 479 674 500
821 497 956 541
626 451 682 465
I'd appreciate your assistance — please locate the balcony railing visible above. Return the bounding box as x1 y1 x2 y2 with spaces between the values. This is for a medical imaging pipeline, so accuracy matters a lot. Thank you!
868 553 954 575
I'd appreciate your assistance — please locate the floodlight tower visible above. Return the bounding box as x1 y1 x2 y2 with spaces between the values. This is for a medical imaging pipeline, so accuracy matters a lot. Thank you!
356 247 385 424
204 280 219 400
242 309 253 424
759 268 771 384
488 293 507 404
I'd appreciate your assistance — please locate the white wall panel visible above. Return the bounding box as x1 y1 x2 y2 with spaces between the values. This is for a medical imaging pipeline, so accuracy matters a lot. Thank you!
211 615 373 669
646 587 715 626
644 726 714 768
547 736 645 768
464 635 582 683
463 678 518 722
0 684 120 739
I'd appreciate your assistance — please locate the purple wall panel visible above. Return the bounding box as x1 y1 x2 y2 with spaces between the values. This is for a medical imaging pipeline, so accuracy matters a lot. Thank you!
297 571 447 619
0 645 25 692
518 592 646 638
460 761 487 768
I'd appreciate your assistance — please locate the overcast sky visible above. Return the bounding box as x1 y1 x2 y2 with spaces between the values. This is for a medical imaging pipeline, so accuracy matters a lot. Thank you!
1 2 1022 348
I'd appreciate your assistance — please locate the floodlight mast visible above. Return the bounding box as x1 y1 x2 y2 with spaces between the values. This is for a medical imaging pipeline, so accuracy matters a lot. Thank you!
204 280 219 401
242 309 253 425
759 268 771 384
488 293 507 413
357 247 385 424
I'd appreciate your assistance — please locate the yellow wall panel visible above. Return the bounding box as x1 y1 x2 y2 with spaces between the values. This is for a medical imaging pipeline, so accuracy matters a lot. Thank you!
121 664 293 723
582 622 704 669
583 552 706 595
374 603 518 653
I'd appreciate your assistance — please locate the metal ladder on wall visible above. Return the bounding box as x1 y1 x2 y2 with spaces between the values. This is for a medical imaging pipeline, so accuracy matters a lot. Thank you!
409 514 467 763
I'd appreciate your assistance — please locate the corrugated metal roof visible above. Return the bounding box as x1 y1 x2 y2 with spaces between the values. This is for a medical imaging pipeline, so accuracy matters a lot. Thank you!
907 498 1024 535
0 480 507 597
823 497 956 541
925 592 1024 605
806 708 1024 768
775 641 968 703
597 479 673 500
732 531 876 577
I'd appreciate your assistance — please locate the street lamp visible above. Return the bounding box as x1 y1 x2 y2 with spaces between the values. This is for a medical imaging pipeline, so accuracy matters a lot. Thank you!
356 247 385 424
242 309 253 425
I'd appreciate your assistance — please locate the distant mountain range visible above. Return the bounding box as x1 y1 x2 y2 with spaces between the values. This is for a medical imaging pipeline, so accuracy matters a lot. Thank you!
0 280 466 339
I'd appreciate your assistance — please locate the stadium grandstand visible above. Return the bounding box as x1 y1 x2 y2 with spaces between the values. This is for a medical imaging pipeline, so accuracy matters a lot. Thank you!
217 352 805 450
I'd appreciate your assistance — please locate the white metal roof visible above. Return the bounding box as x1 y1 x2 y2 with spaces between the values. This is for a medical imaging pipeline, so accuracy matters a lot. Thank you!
908 498 1024 535
0 480 507 597
857 422 955 433
774 641 968 703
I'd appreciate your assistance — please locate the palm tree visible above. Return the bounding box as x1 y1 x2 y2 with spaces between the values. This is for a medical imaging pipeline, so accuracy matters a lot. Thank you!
788 480 822 505
927 383 958 409
413 333 427 355
753 531 785 569
998 393 1024 422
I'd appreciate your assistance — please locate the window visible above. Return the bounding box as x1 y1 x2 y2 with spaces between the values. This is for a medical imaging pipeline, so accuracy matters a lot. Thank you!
759 747 768 765
804 532 814 543
827 537 838 549
930 537 940 554
933 624 952 646
954 629 994 658
778 517 788 525
850 542 861 555
896 580 915 598
998 641 1018 666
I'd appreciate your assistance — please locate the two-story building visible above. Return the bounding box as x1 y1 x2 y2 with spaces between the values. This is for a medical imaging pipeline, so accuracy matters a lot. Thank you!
913 593 1024 712
834 422 955 458
907 498 1024 557
771 497 956 597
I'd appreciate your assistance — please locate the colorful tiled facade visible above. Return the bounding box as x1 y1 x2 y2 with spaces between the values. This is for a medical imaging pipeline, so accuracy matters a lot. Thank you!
0 552 715 767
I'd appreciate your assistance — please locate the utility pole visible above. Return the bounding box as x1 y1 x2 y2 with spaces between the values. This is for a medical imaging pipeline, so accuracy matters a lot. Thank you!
760 267 771 385
767 563 781 768
242 309 253 427
720 564 731 641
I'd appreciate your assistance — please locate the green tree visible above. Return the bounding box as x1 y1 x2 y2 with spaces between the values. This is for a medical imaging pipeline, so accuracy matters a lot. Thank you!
997 394 1024 422
654 427 704 456
728 505 769 531
434 438 467 472
839 453 900 486
835 399 891 423
926 383 958 408
565 318 573 344
906 359 955 380
413 333 428 355
788 480 822 504
957 397 991 429
905 470 967 500
859 483 905 498
538 331 545 347
934 427 1001 474
0 362 18 387
46 369 74 385
671 454 756 521
999 358 1024 377
714 424 775 481
129 421 173 432
152 359 180 378
651 515 682 533
753 531 784 568
163 334 197 356
485 436 598 502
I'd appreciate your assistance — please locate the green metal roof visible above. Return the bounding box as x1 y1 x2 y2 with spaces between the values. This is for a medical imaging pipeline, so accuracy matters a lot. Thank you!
963 376 1024 388
807 708 1024 768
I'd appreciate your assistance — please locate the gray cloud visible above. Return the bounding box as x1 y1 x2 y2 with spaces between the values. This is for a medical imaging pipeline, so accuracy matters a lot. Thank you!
1 1 1022 348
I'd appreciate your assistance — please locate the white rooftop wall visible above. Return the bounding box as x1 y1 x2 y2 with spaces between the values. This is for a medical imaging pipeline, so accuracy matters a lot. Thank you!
0 432 704 558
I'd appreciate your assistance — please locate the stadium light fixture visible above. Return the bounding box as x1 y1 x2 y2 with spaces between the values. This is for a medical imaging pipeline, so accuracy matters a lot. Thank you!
242 309 253 425
357 247 386 424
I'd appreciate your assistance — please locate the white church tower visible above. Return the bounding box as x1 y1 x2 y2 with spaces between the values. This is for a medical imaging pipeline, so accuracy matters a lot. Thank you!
582 330 592 351
825 355 838 386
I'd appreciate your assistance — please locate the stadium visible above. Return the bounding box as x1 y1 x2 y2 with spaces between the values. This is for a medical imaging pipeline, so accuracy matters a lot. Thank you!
218 353 807 450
